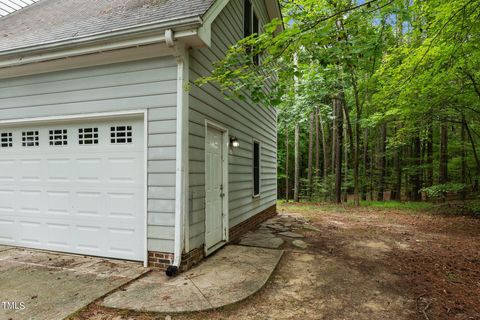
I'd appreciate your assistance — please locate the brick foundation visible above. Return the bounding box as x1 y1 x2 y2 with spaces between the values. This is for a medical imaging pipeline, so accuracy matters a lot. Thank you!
147 251 174 270
229 204 277 242
179 247 204 272
148 204 277 271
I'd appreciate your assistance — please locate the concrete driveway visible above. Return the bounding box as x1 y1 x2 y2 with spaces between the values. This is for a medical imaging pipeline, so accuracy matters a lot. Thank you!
0 246 147 320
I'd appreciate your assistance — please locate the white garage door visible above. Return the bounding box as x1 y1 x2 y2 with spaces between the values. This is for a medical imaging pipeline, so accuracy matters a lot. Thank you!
0 116 145 261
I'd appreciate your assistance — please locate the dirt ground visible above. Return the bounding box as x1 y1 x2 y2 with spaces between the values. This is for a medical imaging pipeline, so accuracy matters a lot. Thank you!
73 202 480 320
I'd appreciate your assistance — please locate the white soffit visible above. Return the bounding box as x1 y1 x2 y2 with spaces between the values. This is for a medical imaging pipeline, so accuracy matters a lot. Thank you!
0 0 41 17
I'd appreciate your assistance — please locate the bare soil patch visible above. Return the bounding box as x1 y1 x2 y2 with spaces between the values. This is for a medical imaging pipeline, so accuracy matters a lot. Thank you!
72 203 480 320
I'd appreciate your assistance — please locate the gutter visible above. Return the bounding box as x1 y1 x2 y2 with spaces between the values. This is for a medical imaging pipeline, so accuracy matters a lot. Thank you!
166 32 189 277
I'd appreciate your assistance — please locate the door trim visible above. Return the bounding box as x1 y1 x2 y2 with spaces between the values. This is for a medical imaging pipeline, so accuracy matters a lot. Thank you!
0 110 148 266
204 120 229 255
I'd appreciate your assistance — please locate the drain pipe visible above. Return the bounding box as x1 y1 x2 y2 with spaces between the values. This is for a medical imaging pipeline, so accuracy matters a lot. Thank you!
166 29 189 277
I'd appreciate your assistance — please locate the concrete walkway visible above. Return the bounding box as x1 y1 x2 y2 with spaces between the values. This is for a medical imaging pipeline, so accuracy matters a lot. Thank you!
0 245 13 252
101 245 283 313
0 248 147 320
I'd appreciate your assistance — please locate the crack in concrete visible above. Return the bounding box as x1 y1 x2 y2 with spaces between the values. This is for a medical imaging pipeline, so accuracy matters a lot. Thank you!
188 277 215 309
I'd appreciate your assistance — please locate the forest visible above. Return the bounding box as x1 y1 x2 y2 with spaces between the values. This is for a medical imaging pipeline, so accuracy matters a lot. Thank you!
201 0 480 208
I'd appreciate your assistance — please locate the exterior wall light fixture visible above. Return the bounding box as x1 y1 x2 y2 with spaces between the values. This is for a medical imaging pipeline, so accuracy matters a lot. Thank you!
230 136 240 148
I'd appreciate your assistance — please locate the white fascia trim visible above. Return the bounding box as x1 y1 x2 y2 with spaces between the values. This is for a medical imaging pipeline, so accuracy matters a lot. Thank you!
173 44 190 267
197 0 230 47
0 29 197 69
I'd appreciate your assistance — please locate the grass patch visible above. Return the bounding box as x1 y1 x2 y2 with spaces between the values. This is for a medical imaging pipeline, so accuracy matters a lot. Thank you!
356 201 434 211
278 200 434 213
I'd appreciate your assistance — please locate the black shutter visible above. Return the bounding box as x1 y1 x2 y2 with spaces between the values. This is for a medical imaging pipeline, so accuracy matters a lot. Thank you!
244 0 252 38
253 142 260 195
252 13 259 65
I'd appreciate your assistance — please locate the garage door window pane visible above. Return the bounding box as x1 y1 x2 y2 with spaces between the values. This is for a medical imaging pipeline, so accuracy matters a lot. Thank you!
0 132 12 148
79 128 98 145
49 129 68 146
111 126 132 144
22 131 39 147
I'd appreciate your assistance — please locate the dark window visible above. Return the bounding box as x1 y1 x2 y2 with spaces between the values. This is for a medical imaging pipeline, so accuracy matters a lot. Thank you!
49 129 68 146
111 125 133 144
79 128 99 145
244 0 260 65
0 132 12 148
253 141 260 196
243 0 252 38
22 131 39 147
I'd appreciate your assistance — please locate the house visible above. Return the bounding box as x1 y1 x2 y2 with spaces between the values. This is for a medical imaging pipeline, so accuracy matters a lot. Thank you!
0 0 281 274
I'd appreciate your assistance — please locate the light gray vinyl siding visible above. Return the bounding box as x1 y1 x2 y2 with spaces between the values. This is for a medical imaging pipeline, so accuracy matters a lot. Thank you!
188 0 277 249
0 57 178 253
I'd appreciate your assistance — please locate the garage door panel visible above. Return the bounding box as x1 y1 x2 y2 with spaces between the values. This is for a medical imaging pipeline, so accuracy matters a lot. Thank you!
74 191 105 217
0 159 15 184
107 191 141 219
0 217 15 243
46 158 72 182
0 117 145 261
107 155 143 186
76 157 104 184
0 190 15 208
46 190 71 216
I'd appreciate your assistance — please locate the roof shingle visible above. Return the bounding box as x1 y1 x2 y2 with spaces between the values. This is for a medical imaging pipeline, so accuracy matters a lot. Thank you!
0 0 215 53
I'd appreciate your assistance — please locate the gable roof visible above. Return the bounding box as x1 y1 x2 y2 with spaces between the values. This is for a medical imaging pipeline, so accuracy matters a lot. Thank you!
0 0 215 54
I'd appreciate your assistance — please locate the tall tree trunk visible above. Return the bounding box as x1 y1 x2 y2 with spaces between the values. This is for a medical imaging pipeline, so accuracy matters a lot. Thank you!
391 125 402 201
334 96 343 204
426 124 434 187
294 124 300 202
347 68 361 206
319 112 329 182
308 112 314 200
362 128 369 200
353 103 361 206
377 123 387 201
411 136 422 201
464 120 480 191
393 145 402 201
461 118 467 199
405 145 411 200
315 108 320 179
343 119 348 203
285 125 290 202
331 109 336 177
439 122 449 184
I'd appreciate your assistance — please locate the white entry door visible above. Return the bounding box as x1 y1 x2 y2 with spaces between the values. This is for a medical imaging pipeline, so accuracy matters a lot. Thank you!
0 116 145 261
205 125 225 251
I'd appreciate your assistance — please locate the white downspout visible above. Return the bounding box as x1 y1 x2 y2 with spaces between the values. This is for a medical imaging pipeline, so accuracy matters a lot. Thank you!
166 29 189 276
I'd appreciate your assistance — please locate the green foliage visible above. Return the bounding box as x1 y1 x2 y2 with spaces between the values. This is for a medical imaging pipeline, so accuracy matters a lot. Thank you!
198 0 480 205
421 183 468 199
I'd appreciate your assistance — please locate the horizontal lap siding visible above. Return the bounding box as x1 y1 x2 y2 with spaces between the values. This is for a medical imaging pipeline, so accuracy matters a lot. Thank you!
188 0 277 249
0 57 178 253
